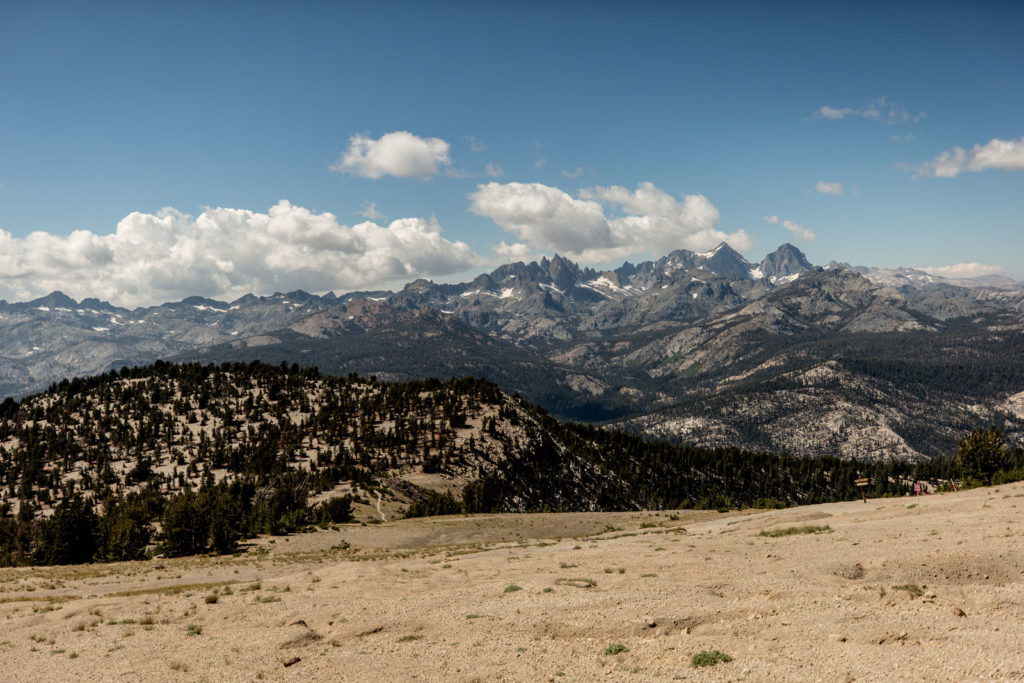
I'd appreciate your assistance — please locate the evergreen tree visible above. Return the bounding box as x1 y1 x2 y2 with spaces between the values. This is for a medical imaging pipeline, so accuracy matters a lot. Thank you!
957 427 1010 485
34 495 99 565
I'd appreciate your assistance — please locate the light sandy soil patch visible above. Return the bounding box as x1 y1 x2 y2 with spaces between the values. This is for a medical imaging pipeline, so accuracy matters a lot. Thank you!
1 486 1024 681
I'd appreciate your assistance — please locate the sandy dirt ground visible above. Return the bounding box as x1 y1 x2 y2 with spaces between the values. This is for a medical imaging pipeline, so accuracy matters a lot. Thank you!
2 483 1024 681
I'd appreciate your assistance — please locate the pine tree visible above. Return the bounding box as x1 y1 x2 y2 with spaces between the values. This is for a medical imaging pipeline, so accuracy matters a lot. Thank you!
958 427 1010 485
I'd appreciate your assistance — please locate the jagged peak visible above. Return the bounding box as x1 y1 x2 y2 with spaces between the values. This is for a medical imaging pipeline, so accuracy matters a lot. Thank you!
80 297 116 310
403 278 436 293
759 243 813 282
28 291 79 308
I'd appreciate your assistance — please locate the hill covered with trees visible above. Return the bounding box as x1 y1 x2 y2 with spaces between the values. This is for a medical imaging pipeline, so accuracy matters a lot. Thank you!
1 361 1017 567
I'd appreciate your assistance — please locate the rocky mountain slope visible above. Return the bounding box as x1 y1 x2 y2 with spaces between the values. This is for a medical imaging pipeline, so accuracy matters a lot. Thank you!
3 244 1023 460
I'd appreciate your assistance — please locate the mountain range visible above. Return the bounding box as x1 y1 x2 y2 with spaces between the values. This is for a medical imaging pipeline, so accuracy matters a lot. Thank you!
3 243 1023 460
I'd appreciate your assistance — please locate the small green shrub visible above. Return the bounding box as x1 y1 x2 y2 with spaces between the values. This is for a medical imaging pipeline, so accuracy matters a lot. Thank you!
604 643 629 655
691 649 732 667
503 584 522 593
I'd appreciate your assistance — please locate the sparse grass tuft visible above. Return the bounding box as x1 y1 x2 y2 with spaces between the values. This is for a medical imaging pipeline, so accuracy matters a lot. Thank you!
893 583 923 597
691 649 733 667
184 624 202 637
397 635 423 642
604 643 629 655
503 584 522 593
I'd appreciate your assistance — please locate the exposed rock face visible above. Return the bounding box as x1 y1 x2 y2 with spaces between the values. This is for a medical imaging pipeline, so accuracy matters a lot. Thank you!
3 243 1024 460
760 243 814 282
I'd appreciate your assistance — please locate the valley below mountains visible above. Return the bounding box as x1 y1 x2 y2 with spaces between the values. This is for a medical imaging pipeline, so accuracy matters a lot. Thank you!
3 243 1023 461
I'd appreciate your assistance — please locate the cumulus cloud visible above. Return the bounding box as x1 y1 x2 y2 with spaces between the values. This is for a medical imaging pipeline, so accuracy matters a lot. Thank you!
814 180 844 195
763 215 815 242
0 201 477 307
492 241 538 262
469 181 752 262
913 136 1024 178
920 263 1007 279
813 96 925 125
330 131 451 180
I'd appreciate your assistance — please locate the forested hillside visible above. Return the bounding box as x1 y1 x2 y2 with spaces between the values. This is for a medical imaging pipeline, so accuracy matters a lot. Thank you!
0 361 1012 567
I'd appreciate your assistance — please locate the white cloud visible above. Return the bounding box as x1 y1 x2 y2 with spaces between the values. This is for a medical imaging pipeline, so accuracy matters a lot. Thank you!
534 157 548 168
330 131 451 180
913 137 1024 178
782 220 815 242
561 166 585 179
0 201 477 307
814 180 844 195
816 105 849 120
358 201 384 220
484 163 504 178
470 181 752 262
920 263 1006 279
492 241 537 262
813 96 925 125
763 215 815 242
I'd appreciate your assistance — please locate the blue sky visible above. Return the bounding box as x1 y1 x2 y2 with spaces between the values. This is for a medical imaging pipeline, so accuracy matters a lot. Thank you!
1 0 1022 305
